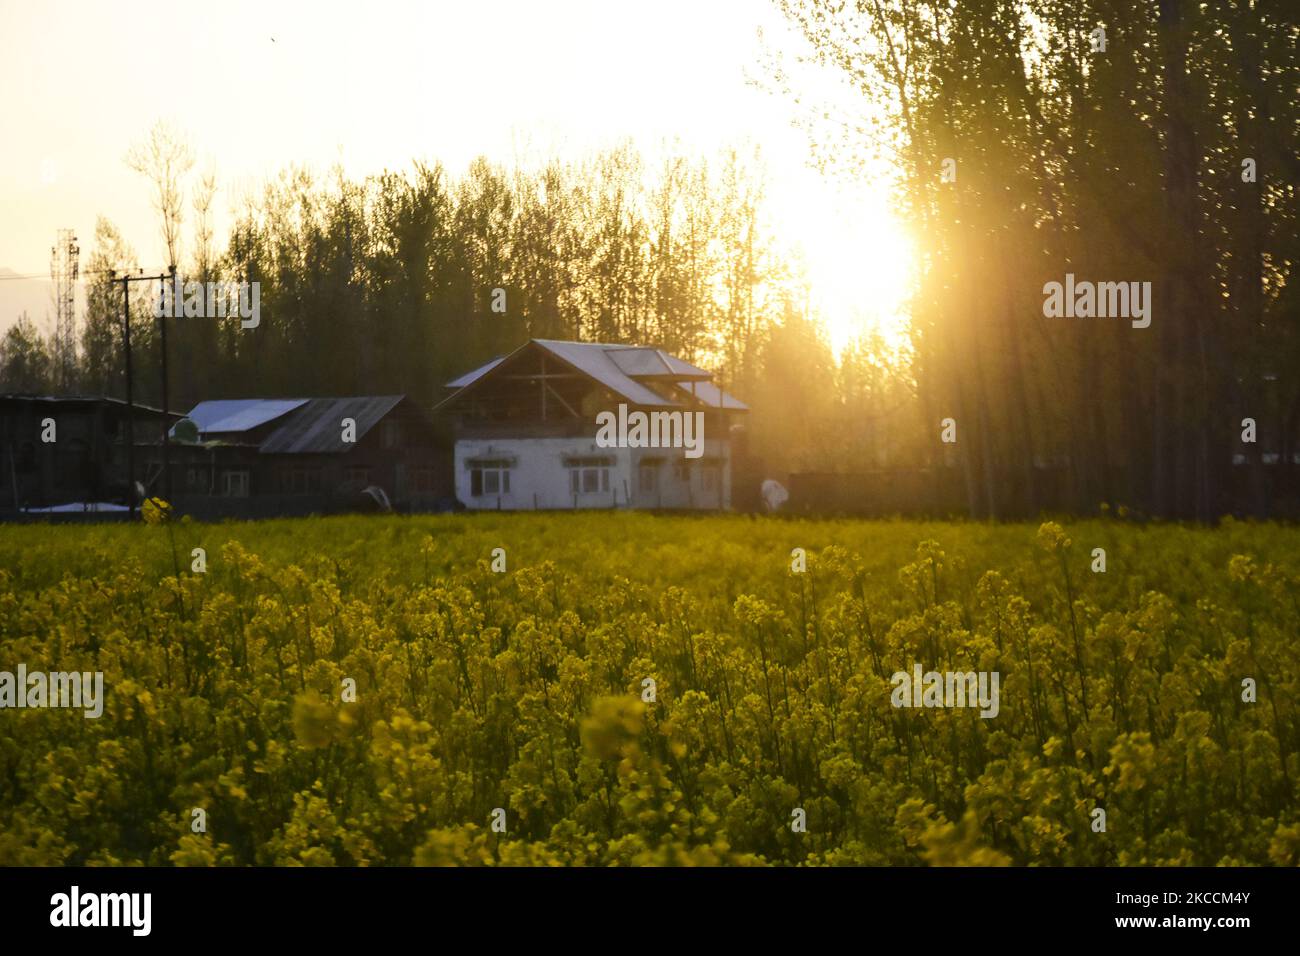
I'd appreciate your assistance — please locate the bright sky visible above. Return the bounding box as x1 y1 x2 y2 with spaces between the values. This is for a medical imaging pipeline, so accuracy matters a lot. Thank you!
0 0 911 352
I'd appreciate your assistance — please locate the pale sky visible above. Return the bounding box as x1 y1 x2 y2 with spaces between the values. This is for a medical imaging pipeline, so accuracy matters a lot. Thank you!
0 0 910 351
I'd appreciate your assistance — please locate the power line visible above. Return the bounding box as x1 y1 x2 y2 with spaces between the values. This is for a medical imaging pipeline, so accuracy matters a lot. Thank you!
0 266 169 281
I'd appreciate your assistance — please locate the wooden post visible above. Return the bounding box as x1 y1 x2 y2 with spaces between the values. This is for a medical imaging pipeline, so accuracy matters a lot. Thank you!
159 268 173 501
121 275 135 518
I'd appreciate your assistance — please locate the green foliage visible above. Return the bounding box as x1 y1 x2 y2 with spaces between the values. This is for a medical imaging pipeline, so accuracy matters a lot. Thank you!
0 514 1296 866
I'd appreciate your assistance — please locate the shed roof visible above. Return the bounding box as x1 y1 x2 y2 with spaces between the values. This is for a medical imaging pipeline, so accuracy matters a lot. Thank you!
445 355 506 389
656 351 713 380
258 396 405 454
673 379 749 411
606 346 675 378
0 394 175 416
182 398 308 436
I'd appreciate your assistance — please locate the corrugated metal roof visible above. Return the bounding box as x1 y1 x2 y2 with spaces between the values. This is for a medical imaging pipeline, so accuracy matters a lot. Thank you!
531 340 680 407
183 399 307 436
259 395 404 454
446 355 506 389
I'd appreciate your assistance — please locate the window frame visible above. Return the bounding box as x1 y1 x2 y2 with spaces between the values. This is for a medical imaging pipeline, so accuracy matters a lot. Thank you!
470 465 510 497
222 470 250 498
570 465 609 495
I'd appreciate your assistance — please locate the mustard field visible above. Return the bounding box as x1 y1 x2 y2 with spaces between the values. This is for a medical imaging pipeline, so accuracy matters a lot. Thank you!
0 513 1297 866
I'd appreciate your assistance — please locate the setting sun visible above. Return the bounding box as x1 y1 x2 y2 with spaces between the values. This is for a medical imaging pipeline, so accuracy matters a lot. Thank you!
786 192 915 354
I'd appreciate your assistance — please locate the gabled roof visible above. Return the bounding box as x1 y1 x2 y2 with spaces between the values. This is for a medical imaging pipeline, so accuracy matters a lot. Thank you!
439 339 746 412
530 340 676 407
181 399 307 435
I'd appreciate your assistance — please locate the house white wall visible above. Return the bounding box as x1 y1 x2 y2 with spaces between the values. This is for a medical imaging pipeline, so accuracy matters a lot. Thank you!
455 435 731 510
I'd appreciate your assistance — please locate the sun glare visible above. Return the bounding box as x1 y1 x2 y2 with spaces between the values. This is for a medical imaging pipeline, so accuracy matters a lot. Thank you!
786 191 915 356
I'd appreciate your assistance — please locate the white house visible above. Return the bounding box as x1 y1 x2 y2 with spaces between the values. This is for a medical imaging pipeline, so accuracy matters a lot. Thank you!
436 339 748 510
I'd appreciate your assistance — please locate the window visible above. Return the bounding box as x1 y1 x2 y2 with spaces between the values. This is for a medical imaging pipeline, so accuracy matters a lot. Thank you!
469 459 512 497
673 460 690 483
344 466 370 486
570 466 608 494
222 470 250 497
639 461 658 494
566 456 611 495
382 419 402 449
281 466 321 494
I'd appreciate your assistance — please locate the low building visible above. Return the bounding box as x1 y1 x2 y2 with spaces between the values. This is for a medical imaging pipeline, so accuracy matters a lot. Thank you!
0 394 177 514
437 339 748 510
149 395 452 517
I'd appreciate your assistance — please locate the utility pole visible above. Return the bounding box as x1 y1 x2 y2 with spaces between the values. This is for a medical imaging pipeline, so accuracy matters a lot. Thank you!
111 267 172 517
118 272 134 517
159 266 175 500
